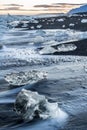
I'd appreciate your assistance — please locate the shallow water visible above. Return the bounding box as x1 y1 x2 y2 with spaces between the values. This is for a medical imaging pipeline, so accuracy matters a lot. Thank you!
0 15 87 130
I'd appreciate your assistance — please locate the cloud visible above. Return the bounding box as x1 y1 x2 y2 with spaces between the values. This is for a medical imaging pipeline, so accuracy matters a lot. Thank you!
33 3 83 13
0 6 41 12
53 3 83 5
0 3 24 11
3 4 23 7
34 3 82 8
0 7 19 11
34 4 60 8
5 7 20 10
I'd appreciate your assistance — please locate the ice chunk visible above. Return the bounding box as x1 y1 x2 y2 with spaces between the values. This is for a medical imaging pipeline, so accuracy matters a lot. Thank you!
37 25 42 29
4 70 47 86
69 23 75 27
42 40 58 46
32 20 39 23
33 36 44 43
39 46 57 54
30 26 34 29
14 89 59 121
36 30 46 35
62 25 65 28
8 21 20 27
57 43 77 52
57 19 64 22
81 19 87 23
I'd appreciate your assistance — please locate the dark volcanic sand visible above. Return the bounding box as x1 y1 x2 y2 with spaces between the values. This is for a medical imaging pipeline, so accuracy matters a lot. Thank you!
53 39 87 56
15 14 87 31
0 13 87 130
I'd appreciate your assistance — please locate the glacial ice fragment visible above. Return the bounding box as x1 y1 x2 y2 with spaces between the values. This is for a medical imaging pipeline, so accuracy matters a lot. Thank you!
39 46 57 54
57 43 77 52
4 70 47 86
14 89 59 121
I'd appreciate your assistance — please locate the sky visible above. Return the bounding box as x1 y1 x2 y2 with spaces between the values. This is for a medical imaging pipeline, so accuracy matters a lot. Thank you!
0 0 86 15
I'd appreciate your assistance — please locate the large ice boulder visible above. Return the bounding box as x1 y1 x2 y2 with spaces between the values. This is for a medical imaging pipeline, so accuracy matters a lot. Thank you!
14 89 59 121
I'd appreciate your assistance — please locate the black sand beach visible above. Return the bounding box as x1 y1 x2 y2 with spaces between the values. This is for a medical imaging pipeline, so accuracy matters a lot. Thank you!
0 13 87 130
14 13 87 31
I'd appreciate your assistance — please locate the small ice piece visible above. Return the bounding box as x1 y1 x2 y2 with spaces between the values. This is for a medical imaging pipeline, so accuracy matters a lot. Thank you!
37 24 42 29
4 70 47 86
36 30 46 35
30 26 34 29
81 19 87 23
8 21 20 27
57 44 77 52
32 20 39 24
57 19 64 22
39 46 57 54
69 23 74 27
62 25 65 28
22 21 29 24
14 89 59 121
33 36 44 43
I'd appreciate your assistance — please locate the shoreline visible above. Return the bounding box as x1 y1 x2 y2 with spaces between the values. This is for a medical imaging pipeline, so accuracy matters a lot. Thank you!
13 14 87 31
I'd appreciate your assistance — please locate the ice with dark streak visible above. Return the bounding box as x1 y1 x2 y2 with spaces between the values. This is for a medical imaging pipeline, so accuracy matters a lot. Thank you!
14 89 68 122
